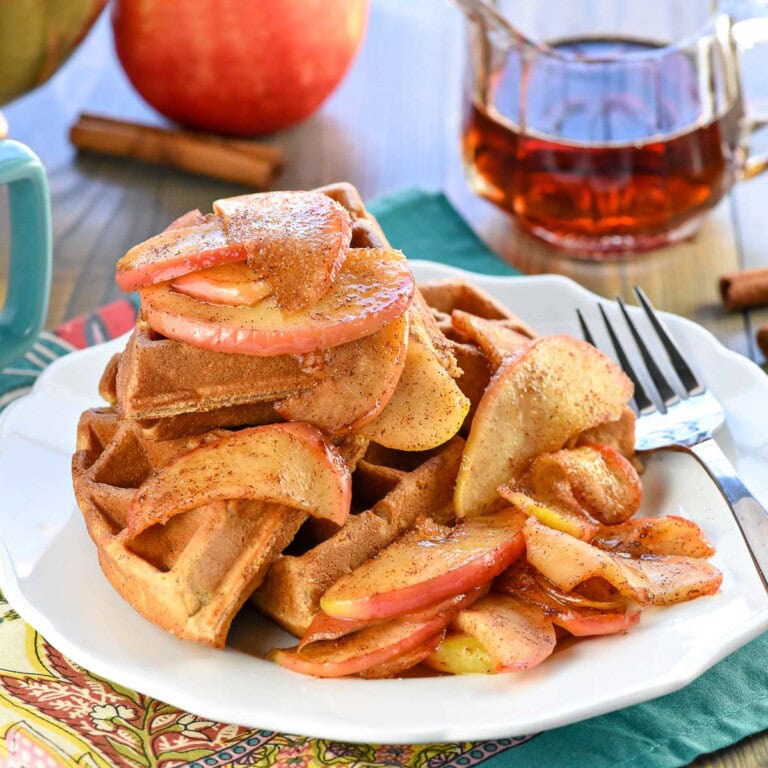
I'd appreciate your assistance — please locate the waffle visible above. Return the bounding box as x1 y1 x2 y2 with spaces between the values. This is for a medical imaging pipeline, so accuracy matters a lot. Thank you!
72 407 307 647
252 436 464 637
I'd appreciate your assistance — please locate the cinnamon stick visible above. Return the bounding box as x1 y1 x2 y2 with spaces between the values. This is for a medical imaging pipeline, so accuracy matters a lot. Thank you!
719 267 768 312
757 323 768 359
69 113 283 188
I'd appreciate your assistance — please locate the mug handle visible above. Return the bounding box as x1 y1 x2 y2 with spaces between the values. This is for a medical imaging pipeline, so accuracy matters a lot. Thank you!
734 17 768 179
0 140 51 368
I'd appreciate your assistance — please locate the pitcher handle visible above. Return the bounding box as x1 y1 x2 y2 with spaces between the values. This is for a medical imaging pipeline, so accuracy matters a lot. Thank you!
734 17 768 179
0 140 52 368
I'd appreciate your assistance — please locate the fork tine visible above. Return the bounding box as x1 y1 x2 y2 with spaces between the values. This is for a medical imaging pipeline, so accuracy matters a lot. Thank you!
576 309 596 346
634 287 704 396
616 296 679 408
596 304 656 415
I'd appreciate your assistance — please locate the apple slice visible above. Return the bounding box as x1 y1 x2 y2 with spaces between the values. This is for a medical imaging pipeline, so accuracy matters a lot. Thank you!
116 217 245 292
358 317 470 450
455 335 633 518
523 517 723 606
213 191 352 310
450 309 534 369
275 313 409 434
520 444 642 526
453 594 556 672
320 508 527 621
300 585 488 648
592 516 716 558
126 423 351 537
140 248 415 356
270 613 451 678
498 489 598 541
360 632 445 679
496 561 640 637
575 406 637 460
425 632 494 675
170 262 272 307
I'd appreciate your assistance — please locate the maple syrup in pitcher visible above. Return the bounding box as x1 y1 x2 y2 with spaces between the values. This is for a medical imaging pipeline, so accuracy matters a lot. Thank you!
463 37 742 253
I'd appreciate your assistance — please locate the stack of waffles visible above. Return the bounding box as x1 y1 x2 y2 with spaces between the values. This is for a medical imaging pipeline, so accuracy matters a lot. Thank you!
72 182 537 649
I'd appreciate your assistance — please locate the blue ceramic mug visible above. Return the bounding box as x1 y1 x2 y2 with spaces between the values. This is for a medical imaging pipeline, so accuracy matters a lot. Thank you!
0 140 51 369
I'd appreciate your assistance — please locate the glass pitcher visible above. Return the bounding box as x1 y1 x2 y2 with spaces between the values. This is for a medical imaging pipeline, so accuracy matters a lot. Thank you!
458 0 768 256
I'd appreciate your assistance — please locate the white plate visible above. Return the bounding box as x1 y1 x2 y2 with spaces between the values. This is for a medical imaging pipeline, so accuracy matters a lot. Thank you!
1 264 767 745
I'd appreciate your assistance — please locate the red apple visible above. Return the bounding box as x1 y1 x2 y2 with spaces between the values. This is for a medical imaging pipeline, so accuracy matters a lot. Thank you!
112 0 368 135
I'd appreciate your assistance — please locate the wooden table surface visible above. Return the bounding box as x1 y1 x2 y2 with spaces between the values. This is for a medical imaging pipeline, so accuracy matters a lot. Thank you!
2 2 767 765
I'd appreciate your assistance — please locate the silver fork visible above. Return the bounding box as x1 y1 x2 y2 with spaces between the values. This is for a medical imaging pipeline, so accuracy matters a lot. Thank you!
577 287 768 592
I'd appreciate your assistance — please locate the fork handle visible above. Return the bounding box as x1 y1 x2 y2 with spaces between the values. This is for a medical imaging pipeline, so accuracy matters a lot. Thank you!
688 437 768 591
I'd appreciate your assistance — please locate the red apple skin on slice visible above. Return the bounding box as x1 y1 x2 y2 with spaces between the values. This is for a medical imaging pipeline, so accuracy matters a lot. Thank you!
300 585 489 649
270 613 451 678
275 312 409 434
140 248 415 356
319 508 527 622
213 191 352 310
455 335 633 518
116 217 247 292
126 423 351 537
170 262 272 307
453 594 556 672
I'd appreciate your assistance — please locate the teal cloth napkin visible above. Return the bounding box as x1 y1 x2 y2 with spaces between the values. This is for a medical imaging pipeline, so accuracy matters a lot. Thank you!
0 188 764 768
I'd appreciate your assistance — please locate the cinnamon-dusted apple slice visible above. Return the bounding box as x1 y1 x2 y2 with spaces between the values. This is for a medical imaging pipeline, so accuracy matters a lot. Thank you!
574 406 637 460
496 561 641 637
523 517 723 606
514 443 642 527
359 318 470 450
116 192 352 307
126 423 351 538
360 633 445 679
452 594 556 672
275 313 409 434
320 508 527 621
140 248 415 356
214 191 352 310
270 614 451 678
592 516 716 558
450 309 535 369
115 215 243 292
301 585 488 648
455 336 633 518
